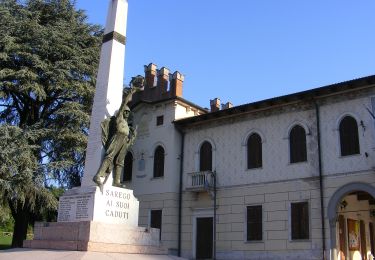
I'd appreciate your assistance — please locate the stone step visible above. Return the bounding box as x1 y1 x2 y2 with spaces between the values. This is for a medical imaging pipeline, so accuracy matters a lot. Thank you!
32 221 160 246
23 239 83 251
24 239 168 255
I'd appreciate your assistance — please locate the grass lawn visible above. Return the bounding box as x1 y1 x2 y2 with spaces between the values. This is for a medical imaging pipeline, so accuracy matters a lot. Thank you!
0 234 12 250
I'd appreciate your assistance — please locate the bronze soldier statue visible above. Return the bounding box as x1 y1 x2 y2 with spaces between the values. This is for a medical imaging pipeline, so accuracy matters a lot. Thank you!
93 76 144 191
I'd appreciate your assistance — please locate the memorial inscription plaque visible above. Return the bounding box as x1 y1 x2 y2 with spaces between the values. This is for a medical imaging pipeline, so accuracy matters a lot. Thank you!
57 193 94 222
57 185 139 226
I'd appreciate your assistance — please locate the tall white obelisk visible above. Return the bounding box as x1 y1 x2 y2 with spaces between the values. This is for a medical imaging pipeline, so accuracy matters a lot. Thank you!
82 0 128 187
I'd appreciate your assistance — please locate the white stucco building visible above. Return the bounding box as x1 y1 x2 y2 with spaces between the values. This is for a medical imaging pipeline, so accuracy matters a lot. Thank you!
127 64 375 260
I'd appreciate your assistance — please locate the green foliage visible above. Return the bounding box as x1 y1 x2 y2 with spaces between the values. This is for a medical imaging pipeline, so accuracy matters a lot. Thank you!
43 186 65 222
0 0 103 187
0 0 103 246
0 124 58 219
0 204 13 232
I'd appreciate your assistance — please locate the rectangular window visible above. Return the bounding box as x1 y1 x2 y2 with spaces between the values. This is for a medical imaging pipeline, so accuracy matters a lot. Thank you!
156 115 164 126
150 210 162 240
247 205 262 241
291 202 309 240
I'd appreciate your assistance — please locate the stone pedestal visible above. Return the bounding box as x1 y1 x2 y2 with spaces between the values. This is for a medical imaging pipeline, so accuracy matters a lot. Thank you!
24 186 165 254
56 185 139 226
23 221 166 254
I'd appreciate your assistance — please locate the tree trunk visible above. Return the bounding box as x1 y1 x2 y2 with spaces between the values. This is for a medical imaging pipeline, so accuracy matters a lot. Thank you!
10 203 30 248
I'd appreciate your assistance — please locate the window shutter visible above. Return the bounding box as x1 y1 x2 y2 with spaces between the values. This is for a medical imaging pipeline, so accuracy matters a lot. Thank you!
150 210 162 240
247 205 262 241
123 152 133 182
200 141 212 171
247 133 262 169
300 202 309 239
153 146 165 177
291 202 309 240
291 203 300 239
156 115 164 126
339 116 360 156
290 125 307 163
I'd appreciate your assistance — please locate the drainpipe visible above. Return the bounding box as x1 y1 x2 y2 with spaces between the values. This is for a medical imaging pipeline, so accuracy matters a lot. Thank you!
177 128 185 257
314 100 326 259
213 170 217 260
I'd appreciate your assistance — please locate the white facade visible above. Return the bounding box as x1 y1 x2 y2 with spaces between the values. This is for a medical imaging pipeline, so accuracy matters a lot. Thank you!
128 72 375 259
125 90 205 251
128 99 202 195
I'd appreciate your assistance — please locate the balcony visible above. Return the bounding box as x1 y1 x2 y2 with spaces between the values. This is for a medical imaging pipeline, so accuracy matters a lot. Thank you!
185 171 214 192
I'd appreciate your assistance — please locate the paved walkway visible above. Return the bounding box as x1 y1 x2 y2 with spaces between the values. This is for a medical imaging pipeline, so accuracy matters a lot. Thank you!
0 249 186 260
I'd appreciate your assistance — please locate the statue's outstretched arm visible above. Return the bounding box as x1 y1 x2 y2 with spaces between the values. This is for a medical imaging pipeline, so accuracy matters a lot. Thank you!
118 76 144 116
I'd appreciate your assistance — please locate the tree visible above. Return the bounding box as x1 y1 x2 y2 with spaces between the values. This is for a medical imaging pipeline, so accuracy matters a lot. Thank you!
0 0 103 247
0 125 57 246
0 204 14 232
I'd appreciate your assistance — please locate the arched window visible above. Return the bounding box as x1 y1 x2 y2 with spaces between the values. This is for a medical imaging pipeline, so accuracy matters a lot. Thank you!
247 133 262 169
200 141 212 171
153 146 165 178
289 125 307 163
339 116 360 156
122 152 133 182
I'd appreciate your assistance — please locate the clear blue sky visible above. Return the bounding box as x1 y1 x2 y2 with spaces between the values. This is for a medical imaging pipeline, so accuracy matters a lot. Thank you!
75 0 375 108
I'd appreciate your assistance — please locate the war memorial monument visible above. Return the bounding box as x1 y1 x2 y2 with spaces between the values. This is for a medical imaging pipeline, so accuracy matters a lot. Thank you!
23 0 165 254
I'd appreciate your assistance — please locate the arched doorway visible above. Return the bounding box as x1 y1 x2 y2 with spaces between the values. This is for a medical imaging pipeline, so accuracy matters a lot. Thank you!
327 183 375 260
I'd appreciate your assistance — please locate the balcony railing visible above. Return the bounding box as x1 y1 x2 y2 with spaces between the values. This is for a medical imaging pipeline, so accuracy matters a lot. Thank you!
185 171 214 191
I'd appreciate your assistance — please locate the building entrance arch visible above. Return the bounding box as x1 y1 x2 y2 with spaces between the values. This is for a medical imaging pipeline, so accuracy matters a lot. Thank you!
327 182 375 260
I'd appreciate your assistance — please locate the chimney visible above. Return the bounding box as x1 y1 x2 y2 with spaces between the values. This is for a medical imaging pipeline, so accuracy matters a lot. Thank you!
210 98 221 112
221 102 233 110
170 71 184 97
144 63 157 89
157 67 169 95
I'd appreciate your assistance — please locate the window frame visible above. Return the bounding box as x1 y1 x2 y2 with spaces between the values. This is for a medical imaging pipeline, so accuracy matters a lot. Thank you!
153 145 165 178
247 133 263 169
122 151 133 182
199 141 213 172
289 125 307 164
338 115 360 157
149 209 162 240
289 201 310 241
245 205 263 242
156 115 164 126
